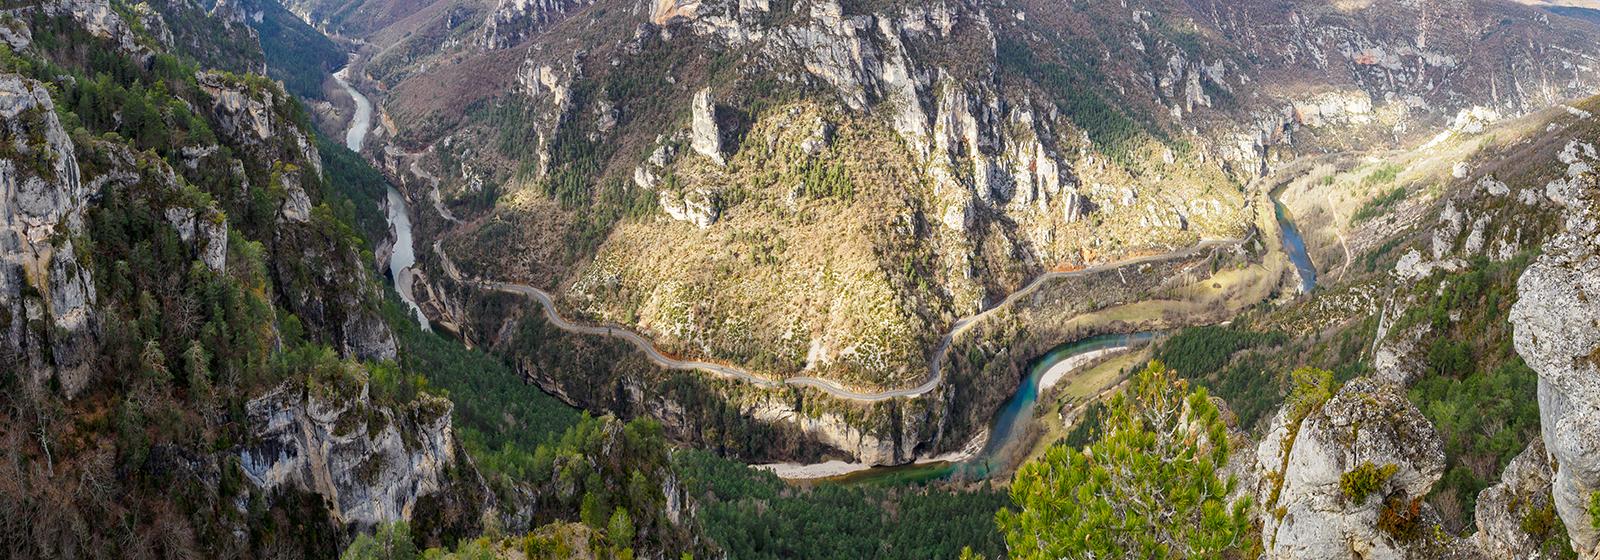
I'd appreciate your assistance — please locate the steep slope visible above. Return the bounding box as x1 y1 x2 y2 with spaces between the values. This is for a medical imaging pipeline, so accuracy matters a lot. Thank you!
1510 123 1600 556
317 0 1600 466
0 2 487 555
1115 92 1600 556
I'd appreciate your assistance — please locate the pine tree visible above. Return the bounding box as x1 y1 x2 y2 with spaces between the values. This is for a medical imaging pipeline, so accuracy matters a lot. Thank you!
996 361 1253 558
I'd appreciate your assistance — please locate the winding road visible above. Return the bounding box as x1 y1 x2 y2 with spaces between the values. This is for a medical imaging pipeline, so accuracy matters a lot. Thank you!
432 234 1241 402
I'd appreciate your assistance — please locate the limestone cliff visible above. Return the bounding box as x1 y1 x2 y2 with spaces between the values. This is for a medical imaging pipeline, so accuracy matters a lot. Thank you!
194 70 399 362
0 73 97 398
1511 137 1600 556
483 0 595 49
401 0 1600 401
240 376 480 531
1471 440 1560 559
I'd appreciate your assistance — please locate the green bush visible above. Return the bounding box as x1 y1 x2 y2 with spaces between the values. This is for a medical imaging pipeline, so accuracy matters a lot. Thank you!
1339 462 1398 504
1364 164 1404 186
1590 491 1600 530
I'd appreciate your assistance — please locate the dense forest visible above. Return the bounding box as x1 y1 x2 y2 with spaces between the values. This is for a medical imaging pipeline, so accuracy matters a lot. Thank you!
250 0 347 100
675 451 1010 559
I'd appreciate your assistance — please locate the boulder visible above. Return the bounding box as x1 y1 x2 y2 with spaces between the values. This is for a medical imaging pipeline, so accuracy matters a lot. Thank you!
1254 377 1447 559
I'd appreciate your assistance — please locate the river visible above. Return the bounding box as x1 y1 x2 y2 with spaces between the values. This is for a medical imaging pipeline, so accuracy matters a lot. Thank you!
334 64 430 330
814 196 1319 485
818 332 1158 486
1276 200 1318 293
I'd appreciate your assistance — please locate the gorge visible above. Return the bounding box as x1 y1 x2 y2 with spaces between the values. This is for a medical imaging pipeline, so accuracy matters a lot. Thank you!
6 0 1600 558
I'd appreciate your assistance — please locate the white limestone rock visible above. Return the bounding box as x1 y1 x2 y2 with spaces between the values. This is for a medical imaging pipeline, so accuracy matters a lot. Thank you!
1510 151 1600 556
660 188 720 228
690 88 725 166
54 0 141 55
800 117 833 156
1479 175 1509 197
1472 440 1556 559
164 206 230 273
197 71 276 143
1255 377 1447 559
483 0 593 49
240 380 465 530
281 183 312 223
0 72 97 397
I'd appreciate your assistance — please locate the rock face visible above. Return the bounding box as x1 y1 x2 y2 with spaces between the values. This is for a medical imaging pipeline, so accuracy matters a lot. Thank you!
1254 377 1447 559
240 380 465 530
47 0 143 56
1510 139 1600 556
195 71 323 179
1472 440 1557 559
191 70 396 362
165 207 229 273
197 71 276 143
658 187 720 228
482 0 593 49
689 88 724 166
0 73 97 397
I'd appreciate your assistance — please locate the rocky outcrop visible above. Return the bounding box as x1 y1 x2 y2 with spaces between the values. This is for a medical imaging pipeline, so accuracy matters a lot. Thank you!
1511 138 1600 556
191 70 396 361
509 56 579 181
1291 91 1375 129
1472 440 1558 559
129 2 174 50
482 0 593 49
748 397 909 466
199 70 275 143
48 0 142 55
0 73 97 398
651 0 701 25
689 88 724 166
658 187 720 229
195 71 323 179
164 206 230 273
1254 377 1448 559
240 379 467 530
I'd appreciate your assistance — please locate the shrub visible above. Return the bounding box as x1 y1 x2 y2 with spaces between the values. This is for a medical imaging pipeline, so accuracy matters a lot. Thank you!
1288 367 1335 421
996 361 1252 558
1590 491 1600 530
1521 501 1560 538
1340 462 1398 504
1377 496 1424 541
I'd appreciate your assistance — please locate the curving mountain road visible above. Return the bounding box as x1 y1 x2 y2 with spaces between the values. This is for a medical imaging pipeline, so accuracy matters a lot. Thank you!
433 235 1241 402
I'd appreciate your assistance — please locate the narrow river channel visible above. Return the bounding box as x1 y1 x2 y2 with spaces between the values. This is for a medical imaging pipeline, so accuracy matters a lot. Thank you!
1277 200 1318 293
334 64 430 330
813 196 1320 485
822 333 1157 485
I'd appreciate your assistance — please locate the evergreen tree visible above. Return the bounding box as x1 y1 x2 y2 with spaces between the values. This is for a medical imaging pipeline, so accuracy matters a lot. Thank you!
996 361 1253 558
